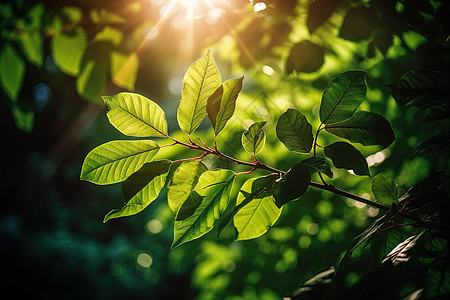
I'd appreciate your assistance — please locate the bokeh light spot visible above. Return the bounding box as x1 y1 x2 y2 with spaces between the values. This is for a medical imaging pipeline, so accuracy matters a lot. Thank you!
253 2 266 12
307 223 319 235
137 252 153 268
262 65 274 75
298 235 311 249
33 83 51 109
146 219 163 234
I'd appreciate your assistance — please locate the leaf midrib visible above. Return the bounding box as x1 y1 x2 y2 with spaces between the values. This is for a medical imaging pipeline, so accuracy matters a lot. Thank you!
286 115 309 151
322 77 356 124
188 57 212 134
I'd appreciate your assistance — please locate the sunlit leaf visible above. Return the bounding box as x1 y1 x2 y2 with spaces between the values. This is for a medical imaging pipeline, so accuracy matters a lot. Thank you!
103 92 168 137
111 51 139 91
217 174 279 236
324 142 370 176
307 0 342 33
19 31 43 68
339 7 378 41
241 121 267 155
167 160 208 215
207 76 243 135
382 231 425 266
286 41 324 74
234 176 282 240
90 8 126 24
172 169 235 248
276 108 313 153
0 43 25 101
104 160 172 222
389 69 450 109
274 163 310 207
51 27 87 76
324 111 396 148
372 174 398 205
299 156 333 178
319 70 366 124
80 140 160 185
177 49 222 135
76 42 110 100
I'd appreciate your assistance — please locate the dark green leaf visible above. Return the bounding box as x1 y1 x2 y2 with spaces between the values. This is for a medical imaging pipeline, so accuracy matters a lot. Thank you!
104 160 172 222
319 70 367 124
241 121 267 155
286 41 325 74
339 7 378 41
324 111 396 148
287 267 335 300
372 174 398 205
424 103 450 121
389 69 450 109
298 156 333 178
416 130 450 153
217 174 279 237
307 0 342 33
274 163 310 207
324 142 370 176
167 160 208 215
234 176 282 240
276 108 313 153
172 169 235 248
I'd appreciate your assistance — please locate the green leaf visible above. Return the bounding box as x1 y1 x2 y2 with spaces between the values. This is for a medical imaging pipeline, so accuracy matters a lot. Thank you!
324 142 370 176
299 156 333 178
319 70 367 124
104 160 172 222
234 176 283 240
12 104 34 133
274 163 311 207
167 160 208 215
217 174 279 236
286 41 325 74
103 92 168 137
51 26 87 76
172 169 235 248
111 51 139 91
241 121 267 155
177 49 222 135
19 31 43 68
372 174 398 205
0 43 25 101
276 108 313 153
324 111 396 148
207 76 244 135
382 231 426 266
76 42 110 101
80 140 160 185
339 7 378 41
389 69 450 109
307 0 342 33
416 130 450 153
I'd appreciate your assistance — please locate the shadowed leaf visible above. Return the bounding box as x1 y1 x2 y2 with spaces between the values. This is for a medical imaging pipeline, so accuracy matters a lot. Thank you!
274 163 310 207
372 174 398 205
286 41 325 73
324 142 370 176
299 156 333 178
319 70 366 124
307 0 342 33
276 108 313 153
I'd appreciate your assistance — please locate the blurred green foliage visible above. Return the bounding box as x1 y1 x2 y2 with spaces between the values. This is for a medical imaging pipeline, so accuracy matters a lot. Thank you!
1 0 449 299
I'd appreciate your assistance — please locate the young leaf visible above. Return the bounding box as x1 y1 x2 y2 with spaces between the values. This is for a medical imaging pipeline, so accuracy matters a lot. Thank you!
172 169 235 248
274 163 311 207
217 174 279 236
323 142 370 176
372 174 398 205
324 111 396 148
207 76 244 135
103 92 168 137
0 43 25 101
104 160 172 222
234 176 282 240
167 160 208 215
241 121 267 155
319 70 366 124
299 156 333 178
80 140 160 185
177 49 222 135
276 108 313 153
